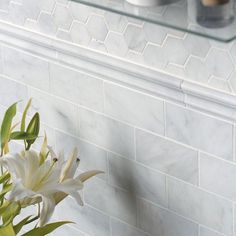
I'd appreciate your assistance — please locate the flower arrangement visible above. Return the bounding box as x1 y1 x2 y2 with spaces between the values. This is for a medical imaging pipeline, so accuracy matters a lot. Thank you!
0 99 102 235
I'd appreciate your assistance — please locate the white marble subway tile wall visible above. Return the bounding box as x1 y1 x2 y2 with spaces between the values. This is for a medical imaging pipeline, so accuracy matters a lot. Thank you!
0 1 236 236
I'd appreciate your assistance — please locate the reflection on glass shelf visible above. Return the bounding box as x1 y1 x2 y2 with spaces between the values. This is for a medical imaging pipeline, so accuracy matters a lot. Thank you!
72 0 236 42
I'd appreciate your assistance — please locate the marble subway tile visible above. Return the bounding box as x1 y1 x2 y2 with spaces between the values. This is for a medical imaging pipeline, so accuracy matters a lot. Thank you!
29 88 78 135
104 82 165 134
55 130 107 180
53 197 110 236
200 153 236 201
108 153 167 207
79 108 135 159
136 129 198 185
166 103 233 161
168 178 233 235
0 76 28 111
137 198 198 236
50 63 104 112
2 46 50 91
84 178 137 226
111 218 149 236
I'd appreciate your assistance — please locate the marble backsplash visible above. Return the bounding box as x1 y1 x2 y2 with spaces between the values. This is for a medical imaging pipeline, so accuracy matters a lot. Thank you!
0 1 235 236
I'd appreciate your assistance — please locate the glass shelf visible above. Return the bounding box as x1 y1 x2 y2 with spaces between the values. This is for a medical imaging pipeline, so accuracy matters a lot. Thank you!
73 0 236 42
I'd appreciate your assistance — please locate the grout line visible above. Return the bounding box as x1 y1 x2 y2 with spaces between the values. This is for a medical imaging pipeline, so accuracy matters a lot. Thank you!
233 203 235 236
134 128 137 161
198 151 201 187
163 100 167 136
233 125 236 163
109 217 113 236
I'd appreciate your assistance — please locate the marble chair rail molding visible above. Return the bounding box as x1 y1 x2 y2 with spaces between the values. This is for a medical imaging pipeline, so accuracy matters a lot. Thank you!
1 3 236 236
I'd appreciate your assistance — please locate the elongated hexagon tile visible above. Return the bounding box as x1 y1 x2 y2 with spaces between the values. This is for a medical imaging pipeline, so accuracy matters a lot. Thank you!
208 76 232 92
162 36 189 65
184 57 210 83
38 12 57 36
104 12 128 33
124 24 147 53
228 71 236 93
70 21 91 46
205 49 234 80
69 1 92 23
143 23 167 46
56 0 69 5
165 63 185 78
87 14 108 41
229 41 236 65
21 0 41 20
8 2 27 26
184 27 211 58
105 32 128 57
52 3 73 30
126 51 145 65
143 44 167 69
40 0 56 13
89 39 107 53
0 0 10 12
25 18 39 31
57 29 72 41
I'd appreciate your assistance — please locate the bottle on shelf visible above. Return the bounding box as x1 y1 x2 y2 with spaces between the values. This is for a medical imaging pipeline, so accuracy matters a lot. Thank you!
195 0 234 28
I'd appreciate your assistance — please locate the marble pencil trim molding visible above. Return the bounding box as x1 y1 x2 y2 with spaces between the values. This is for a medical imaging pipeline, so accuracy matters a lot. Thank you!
0 20 236 124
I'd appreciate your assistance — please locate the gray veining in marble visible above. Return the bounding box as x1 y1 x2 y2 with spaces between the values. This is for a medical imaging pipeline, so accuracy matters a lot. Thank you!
104 82 164 134
166 103 233 160
168 178 233 235
136 129 198 184
79 108 135 159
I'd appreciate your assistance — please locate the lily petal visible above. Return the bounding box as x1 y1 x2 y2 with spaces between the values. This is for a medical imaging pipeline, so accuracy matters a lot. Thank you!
77 170 104 183
8 179 35 202
69 192 84 206
60 148 78 182
39 196 55 227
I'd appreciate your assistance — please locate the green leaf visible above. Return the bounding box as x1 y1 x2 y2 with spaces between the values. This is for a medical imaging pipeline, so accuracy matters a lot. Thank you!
0 183 12 201
21 98 32 132
0 172 10 184
10 131 38 141
0 103 17 153
0 201 10 215
22 221 73 236
26 112 40 150
13 215 32 234
0 223 16 236
2 202 21 226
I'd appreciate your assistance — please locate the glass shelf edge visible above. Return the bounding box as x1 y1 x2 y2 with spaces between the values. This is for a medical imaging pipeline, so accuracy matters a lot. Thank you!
72 0 236 43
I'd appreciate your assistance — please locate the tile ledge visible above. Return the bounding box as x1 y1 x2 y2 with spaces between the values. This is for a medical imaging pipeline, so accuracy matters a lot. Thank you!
0 21 235 122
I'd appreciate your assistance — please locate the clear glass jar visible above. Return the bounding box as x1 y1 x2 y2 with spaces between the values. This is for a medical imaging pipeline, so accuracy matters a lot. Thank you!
195 0 234 28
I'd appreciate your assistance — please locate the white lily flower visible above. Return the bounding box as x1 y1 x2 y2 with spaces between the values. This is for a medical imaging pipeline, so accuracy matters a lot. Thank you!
1 148 103 226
